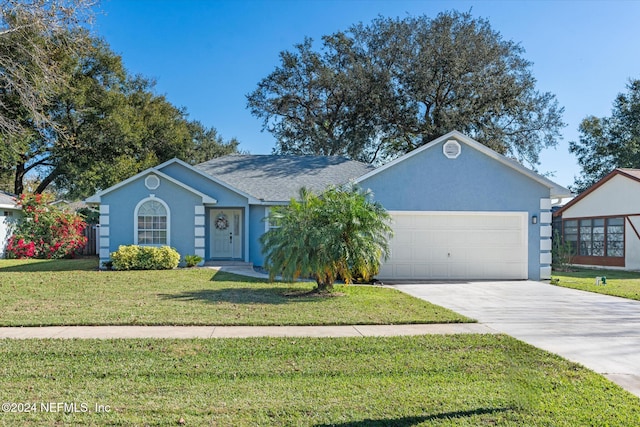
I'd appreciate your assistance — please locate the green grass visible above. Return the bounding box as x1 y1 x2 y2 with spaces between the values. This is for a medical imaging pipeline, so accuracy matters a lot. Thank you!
551 267 640 300
2 260 639 425
0 335 638 426
0 259 471 326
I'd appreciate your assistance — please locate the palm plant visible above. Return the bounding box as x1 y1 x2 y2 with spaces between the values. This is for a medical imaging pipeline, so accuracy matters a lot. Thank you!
261 185 393 293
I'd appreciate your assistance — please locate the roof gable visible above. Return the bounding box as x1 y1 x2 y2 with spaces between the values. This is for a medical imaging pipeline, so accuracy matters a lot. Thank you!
0 191 18 209
155 158 259 203
356 130 571 199
85 168 217 205
618 168 640 181
555 168 640 216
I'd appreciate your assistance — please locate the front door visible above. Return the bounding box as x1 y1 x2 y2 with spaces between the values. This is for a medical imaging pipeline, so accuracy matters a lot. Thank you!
210 209 242 259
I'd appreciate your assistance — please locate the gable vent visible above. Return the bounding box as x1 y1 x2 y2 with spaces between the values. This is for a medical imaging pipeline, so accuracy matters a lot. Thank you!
443 140 461 159
145 174 161 190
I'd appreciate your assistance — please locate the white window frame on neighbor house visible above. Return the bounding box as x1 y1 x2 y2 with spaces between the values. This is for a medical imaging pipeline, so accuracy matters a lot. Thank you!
134 197 170 246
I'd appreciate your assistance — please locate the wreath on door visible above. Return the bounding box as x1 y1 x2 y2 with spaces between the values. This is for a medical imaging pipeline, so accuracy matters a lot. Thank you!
215 213 229 230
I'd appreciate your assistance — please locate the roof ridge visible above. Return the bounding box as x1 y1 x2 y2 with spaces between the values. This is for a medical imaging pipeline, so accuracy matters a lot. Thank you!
196 153 372 167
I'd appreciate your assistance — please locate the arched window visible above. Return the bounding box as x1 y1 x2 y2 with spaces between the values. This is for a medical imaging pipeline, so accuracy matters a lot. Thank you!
135 198 169 245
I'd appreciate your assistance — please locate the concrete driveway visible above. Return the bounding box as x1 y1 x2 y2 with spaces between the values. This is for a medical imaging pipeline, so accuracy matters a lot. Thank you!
392 280 640 398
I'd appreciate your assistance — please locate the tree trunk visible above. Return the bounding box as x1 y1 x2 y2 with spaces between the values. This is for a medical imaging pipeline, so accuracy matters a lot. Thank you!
35 168 60 194
13 162 25 195
315 277 334 293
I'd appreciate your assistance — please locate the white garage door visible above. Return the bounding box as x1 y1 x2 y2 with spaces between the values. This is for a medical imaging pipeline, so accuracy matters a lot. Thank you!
379 211 528 280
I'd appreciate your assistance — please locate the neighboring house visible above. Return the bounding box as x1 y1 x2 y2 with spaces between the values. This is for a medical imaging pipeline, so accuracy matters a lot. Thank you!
86 131 571 281
0 191 20 258
50 199 90 212
554 168 640 270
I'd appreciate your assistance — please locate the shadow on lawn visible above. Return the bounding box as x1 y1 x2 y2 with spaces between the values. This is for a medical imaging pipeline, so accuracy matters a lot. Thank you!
158 287 318 305
0 258 98 272
314 407 514 427
209 270 271 283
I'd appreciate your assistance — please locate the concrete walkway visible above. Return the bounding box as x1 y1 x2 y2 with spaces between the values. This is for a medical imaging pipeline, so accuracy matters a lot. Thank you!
0 323 494 339
392 280 640 398
213 264 271 279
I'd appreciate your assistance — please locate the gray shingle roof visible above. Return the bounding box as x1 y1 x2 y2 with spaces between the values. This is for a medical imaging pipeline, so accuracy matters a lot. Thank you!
619 168 640 180
195 155 374 202
0 191 17 208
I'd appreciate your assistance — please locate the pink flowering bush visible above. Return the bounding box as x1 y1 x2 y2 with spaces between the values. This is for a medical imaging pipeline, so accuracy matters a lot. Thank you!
5 193 88 259
5 237 36 258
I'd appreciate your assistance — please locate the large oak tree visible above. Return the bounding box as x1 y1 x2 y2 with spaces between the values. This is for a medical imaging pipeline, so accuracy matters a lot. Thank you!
0 0 94 139
1 1 239 197
1 34 238 197
570 79 640 193
248 11 564 166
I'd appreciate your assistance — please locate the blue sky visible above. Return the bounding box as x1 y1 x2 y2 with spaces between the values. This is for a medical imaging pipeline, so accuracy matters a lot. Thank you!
94 0 640 189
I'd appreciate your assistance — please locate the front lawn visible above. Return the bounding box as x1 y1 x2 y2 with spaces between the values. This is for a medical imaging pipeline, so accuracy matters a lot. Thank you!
0 335 638 426
0 259 471 326
551 268 640 300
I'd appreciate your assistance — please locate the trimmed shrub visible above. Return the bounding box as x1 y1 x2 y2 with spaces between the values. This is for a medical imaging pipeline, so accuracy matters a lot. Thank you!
110 245 180 270
184 254 203 268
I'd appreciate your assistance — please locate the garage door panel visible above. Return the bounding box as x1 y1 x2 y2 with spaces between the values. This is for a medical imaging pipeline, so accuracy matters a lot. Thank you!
484 230 523 245
500 215 523 229
410 215 432 228
392 245 413 261
394 232 412 245
414 230 431 243
463 231 489 247
489 248 526 262
429 263 448 278
395 264 414 278
430 250 449 262
412 264 430 278
428 230 449 245
393 215 415 228
380 212 528 280
446 217 475 229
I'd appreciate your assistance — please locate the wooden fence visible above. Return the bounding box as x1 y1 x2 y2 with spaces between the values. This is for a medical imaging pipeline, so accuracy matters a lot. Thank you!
79 224 98 256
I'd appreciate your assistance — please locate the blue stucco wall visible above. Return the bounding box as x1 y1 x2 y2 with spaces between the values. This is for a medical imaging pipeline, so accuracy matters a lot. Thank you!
100 175 201 261
249 205 269 266
160 162 252 262
97 145 552 279
359 139 550 280
159 162 248 206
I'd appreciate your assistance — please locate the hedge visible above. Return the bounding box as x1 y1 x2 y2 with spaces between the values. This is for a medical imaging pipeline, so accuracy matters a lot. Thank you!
110 245 180 270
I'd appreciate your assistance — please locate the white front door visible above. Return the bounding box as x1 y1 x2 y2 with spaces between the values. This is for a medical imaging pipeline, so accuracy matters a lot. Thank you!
210 209 242 259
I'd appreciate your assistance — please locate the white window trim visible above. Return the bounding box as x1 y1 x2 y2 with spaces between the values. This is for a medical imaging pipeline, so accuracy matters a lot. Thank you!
264 206 281 232
134 197 170 246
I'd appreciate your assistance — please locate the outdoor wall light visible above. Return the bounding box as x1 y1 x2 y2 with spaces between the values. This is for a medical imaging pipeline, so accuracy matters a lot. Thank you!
532 215 538 224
